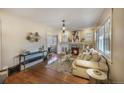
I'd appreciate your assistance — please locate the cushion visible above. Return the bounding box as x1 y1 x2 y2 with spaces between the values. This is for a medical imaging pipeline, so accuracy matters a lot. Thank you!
74 59 108 72
77 53 85 60
92 50 98 54
77 53 82 58
99 56 106 63
83 54 92 61
90 54 101 62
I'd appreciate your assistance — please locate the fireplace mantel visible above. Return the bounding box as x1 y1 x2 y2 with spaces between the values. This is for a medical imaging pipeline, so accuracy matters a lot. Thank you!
60 41 94 54
60 41 94 45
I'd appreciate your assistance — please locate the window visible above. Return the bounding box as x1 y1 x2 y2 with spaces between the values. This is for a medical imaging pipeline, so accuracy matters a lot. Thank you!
104 18 111 58
96 17 111 60
47 35 57 47
99 26 105 52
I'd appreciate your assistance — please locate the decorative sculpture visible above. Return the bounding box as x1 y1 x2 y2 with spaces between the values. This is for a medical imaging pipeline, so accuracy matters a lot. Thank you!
26 32 40 42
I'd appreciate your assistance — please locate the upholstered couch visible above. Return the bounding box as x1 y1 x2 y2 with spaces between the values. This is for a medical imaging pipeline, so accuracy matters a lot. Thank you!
72 52 108 79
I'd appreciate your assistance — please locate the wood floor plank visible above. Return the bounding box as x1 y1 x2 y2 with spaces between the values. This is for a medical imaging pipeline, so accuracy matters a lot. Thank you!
5 58 89 84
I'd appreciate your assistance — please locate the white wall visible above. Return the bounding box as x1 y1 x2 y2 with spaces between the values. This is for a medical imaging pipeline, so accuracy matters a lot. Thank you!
0 19 2 70
80 28 95 42
97 9 112 25
97 8 124 83
0 11 54 68
110 9 124 83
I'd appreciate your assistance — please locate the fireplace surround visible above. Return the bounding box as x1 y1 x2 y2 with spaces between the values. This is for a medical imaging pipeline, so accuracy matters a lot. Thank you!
71 45 79 55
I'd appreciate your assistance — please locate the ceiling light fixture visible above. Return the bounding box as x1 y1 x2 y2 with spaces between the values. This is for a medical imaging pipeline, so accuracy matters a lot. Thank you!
62 20 66 33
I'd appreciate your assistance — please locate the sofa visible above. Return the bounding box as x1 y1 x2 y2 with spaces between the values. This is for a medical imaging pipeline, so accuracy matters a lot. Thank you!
72 52 108 79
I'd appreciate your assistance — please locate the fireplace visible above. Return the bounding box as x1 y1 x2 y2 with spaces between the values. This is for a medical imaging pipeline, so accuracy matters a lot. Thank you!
71 46 79 55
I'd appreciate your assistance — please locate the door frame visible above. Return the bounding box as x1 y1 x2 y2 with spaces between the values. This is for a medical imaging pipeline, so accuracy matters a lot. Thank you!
47 35 58 53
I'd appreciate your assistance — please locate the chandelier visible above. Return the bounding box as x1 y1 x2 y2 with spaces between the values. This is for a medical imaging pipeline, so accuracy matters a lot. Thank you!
62 20 66 33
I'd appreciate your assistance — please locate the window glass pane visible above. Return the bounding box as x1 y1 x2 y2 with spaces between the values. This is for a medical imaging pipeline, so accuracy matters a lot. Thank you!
47 36 57 46
96 29 99 49
96 17 111 60
104 18 111 58
98 26 104 52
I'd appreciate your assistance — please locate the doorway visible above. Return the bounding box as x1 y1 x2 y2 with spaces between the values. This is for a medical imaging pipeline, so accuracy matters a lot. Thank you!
47 35 58 53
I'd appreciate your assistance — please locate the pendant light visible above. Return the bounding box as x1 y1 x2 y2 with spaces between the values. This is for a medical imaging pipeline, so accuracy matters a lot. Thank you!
62 20 66 33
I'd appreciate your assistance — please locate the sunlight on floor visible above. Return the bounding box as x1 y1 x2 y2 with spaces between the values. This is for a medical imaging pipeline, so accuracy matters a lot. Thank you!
48 54 58 64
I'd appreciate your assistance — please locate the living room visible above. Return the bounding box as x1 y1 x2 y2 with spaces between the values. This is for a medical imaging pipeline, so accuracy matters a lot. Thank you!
0 8 124 84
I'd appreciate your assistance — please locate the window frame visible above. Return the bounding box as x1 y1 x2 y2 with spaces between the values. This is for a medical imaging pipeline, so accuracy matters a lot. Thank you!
96 17 112 61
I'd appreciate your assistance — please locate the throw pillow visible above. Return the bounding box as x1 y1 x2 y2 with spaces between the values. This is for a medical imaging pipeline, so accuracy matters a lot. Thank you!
83 54 92 61
90 54 101 62
99 56 106 63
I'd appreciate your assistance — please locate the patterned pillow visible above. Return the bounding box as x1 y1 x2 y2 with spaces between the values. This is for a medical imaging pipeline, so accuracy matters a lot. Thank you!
90 54 101 62
83 54 92 61
99 56 106 63
77 53 82 58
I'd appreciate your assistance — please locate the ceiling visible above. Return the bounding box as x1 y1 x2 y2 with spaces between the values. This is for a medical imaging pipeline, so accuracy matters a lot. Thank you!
2 8 105 31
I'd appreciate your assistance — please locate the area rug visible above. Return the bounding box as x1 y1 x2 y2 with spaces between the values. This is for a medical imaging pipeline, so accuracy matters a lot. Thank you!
46 56 73 75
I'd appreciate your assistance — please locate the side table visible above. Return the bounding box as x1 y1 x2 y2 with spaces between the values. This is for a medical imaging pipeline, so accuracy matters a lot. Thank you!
87 69 107 84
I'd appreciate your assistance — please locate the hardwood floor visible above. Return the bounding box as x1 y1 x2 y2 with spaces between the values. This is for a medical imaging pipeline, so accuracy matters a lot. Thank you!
5 56 89 84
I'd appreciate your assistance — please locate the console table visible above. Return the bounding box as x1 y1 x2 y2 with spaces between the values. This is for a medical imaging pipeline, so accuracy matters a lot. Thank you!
19 50 47 70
